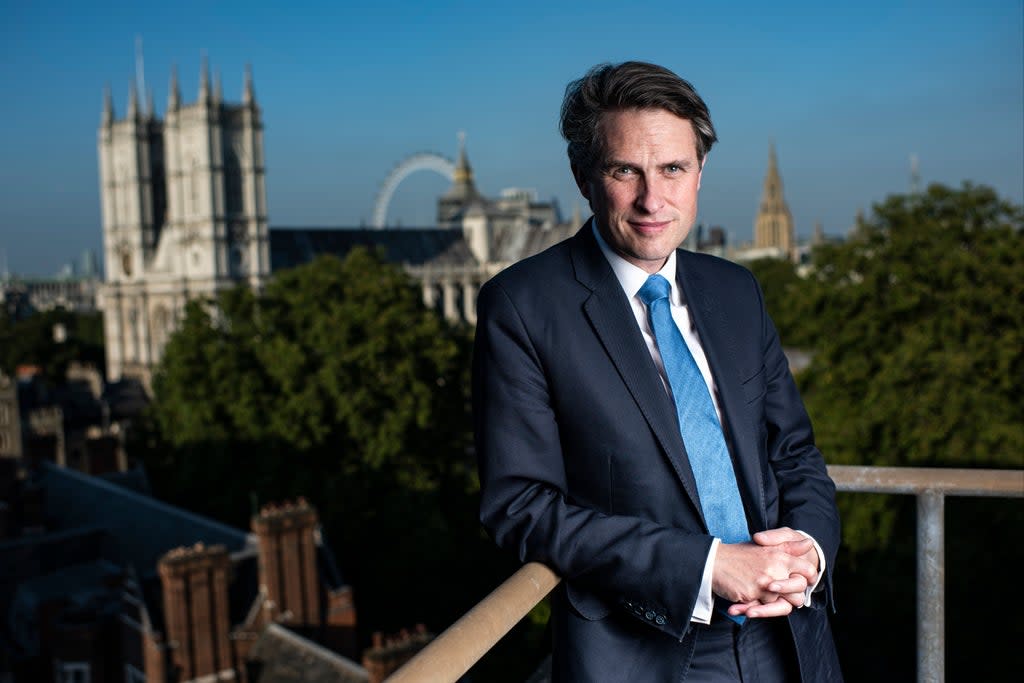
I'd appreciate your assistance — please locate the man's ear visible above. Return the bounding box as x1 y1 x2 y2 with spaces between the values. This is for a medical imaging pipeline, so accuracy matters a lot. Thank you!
697 154 708 190
571 163 591 201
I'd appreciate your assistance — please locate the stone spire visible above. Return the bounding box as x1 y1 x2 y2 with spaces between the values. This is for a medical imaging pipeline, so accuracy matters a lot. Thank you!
102 84 114 125
198 55 210 105
213 69 222 105
168 65 180 111
243 63 255 106
813 220 824 245
753 141 794 255
126 81 138 120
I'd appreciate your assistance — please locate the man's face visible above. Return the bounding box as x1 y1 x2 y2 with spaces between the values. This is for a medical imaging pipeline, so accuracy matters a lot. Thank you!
574 108 704 274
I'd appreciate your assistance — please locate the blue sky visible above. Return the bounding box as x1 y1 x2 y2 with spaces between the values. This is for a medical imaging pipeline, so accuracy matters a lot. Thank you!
2 0 1021 276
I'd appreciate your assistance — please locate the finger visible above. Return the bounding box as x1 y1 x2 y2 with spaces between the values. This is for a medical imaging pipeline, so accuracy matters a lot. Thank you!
777 538 814 557
779 592 806 608
752 527 797 546
745 598 794 619
768 575 809 595
782 556 819 584
727 600 760 616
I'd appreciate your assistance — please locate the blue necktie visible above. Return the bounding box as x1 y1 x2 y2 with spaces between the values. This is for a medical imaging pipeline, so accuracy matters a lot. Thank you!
638 274 749 622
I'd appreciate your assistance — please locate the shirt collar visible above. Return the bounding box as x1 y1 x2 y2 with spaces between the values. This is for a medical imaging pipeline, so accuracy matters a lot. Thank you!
591 219 681 305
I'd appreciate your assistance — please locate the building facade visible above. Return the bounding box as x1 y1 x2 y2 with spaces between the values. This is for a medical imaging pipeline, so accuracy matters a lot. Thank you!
98 62 269 384
98 62 575 386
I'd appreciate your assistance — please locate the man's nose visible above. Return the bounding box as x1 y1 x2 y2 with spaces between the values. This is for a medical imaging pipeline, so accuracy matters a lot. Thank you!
634 176 666 214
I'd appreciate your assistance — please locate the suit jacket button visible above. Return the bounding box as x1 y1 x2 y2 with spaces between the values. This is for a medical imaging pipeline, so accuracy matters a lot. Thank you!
645 610 655 620
655 615 666 625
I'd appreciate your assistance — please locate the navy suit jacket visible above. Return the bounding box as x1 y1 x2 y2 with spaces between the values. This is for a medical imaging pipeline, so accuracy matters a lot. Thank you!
473 226 842 681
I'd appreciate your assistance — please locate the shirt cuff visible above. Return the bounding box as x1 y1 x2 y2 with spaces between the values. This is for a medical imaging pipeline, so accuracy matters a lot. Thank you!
691 538 719 624
795 530 827 607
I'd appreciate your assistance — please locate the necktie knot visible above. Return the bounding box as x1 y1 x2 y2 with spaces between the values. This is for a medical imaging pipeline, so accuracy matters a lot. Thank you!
638 274 671 307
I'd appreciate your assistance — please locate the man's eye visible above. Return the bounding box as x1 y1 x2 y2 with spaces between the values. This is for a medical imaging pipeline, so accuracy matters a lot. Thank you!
612 167 634 177
665 164 681 174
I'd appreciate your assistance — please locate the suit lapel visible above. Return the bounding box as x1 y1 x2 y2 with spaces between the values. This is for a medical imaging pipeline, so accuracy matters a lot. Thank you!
569 228 705 523
676 250 766 529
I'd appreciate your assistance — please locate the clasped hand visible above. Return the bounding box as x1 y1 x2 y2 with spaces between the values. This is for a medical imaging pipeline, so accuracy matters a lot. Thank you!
711 527 819 619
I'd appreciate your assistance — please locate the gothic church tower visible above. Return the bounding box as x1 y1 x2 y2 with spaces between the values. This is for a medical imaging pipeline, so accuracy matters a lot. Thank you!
753 143 794 257
98 60 269 385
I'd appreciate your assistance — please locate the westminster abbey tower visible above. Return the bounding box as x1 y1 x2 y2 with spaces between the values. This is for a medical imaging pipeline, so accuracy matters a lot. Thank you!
98 61 270 382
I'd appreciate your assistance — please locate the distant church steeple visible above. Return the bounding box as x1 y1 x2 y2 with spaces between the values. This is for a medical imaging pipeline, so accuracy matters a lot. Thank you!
754 142 794 256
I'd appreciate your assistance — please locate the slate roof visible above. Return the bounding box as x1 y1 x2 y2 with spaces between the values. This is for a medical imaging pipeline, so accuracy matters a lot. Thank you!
36 462 255 580
247 623 369 683
270 228 476 272
489 222 576 264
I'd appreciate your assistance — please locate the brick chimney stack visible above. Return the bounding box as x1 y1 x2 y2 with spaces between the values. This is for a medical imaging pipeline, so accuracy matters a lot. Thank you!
362 624 433 683
157 543 233 680
251 498 321 628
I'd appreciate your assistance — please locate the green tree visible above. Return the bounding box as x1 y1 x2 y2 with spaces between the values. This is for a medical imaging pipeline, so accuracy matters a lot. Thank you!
144 249 523 660
0 308 104 381
756 183 1023 681
746 257 815 347
799 183 1022 481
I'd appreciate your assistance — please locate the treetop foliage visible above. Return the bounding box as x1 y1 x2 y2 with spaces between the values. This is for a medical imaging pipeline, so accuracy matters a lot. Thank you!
152 248 472 489
751 182 1023 550
0 307 104 382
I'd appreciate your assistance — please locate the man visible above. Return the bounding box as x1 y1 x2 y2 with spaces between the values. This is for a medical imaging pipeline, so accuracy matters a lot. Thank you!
473 61 842 681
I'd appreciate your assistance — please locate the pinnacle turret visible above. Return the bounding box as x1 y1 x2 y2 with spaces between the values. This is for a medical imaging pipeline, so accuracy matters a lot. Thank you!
213 69 223 105
243 63 255 106
127 82 139 119
102 84 114 125
168 65 180 110
198 55 210 104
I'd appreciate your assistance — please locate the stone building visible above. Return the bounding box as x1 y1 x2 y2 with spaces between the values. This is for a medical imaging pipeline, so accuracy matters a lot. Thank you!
98 59 269 386
97 61 574 387
0 276 100 316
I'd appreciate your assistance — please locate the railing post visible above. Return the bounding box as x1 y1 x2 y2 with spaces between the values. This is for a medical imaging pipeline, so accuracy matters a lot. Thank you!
917 490 944 683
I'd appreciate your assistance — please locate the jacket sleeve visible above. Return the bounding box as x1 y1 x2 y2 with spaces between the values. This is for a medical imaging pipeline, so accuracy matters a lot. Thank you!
473 278 712 639
751 269 841 609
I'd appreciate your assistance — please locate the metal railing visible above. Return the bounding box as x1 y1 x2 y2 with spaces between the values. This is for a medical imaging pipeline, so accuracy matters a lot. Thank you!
828 465 1023 683
387 466 1024 683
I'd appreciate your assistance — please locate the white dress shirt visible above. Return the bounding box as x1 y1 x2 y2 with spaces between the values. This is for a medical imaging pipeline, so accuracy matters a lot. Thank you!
592 222 823 624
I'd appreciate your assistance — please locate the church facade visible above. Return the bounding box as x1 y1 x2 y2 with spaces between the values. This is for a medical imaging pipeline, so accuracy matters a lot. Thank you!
97 63 574 385
98 61 269 384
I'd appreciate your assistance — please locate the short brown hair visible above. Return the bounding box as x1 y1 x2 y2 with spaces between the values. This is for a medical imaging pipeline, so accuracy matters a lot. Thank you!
560 61 717 175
